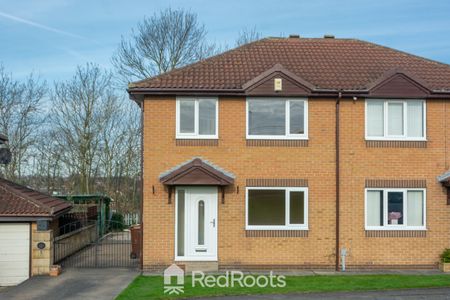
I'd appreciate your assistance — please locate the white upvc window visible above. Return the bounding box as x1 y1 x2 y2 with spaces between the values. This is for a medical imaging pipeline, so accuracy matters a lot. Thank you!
365 99 426 141
365 188 426 230
246 98 308 140
176 97 218 139
246 187 308 230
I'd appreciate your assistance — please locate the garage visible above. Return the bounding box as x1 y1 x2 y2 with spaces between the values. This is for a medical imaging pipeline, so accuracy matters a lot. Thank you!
0 177 72 286
0 224 30 286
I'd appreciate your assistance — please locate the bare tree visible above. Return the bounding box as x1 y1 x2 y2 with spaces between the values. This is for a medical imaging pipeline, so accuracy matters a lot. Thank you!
235 27 262 47
50 63 120 193
0 65 47 181
112 8 218 83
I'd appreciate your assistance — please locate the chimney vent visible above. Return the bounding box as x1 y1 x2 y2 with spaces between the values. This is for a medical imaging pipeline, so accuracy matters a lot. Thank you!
324 34 335 39
288 34 300 39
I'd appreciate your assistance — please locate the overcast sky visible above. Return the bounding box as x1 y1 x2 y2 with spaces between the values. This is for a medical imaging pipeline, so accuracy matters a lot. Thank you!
1 0 450 83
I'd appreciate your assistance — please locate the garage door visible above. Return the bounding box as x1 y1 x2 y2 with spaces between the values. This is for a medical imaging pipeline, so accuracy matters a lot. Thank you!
0 223 30 286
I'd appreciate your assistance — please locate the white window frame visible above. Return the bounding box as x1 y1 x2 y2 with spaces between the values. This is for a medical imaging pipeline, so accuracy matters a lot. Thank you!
365 188 426 231
246 98 309 140
365 99 426 141
245 187 309 230
176 97 219 139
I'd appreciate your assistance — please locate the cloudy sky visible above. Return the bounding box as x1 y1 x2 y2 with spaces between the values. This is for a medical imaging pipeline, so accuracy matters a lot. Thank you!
1 0 450 83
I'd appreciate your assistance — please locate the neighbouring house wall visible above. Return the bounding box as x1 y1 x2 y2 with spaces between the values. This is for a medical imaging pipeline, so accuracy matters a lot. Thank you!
53 224 97 263
142 96 450 272
142 96 337 271
340 99 450 268
31 223 53 275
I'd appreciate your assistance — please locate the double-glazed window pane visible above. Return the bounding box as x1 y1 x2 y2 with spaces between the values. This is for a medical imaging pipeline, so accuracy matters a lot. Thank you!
248 190 285 225
366 100 425 139
387 103 404 136
248 100 285 135
367 101 384 136
248 99 306 137
290 101 305 134
178 99 217 136
289 191 305 224
177 190 185 256
407 191 424 226
247 189 307 227
367 191 383 226
387 192 404 225
199 100 216 135
366 189 425 228
407 101 424 137
198 200 205 245
179 100 195 133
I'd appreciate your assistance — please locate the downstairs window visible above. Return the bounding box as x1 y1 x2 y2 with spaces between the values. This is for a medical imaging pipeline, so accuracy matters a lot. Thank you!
365 189 426 230
246 187 308 230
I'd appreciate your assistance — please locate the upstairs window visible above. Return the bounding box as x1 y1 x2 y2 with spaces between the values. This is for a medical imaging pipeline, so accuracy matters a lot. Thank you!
176 98 218 139
246 98 308 139
365 99 426 140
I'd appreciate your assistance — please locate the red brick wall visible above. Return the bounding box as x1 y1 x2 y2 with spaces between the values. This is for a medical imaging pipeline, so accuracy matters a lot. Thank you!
142 96 450 271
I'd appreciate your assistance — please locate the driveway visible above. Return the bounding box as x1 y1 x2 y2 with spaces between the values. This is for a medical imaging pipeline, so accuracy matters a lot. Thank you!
204 288 450 299
0 268 138 300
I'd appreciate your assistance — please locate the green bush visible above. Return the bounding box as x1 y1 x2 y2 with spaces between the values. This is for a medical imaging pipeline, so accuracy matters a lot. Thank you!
110 213 126 231
440 249 450 263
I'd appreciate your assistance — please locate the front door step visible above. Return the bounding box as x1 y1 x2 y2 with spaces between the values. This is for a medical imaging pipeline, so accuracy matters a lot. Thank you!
178 261 219 273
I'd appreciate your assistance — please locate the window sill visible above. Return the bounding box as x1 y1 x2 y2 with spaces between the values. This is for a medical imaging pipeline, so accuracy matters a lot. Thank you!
365 227 426 231
246 227 308 231
365 138 427 142
176 136 218 140
247 136 309 140
245 229 308 238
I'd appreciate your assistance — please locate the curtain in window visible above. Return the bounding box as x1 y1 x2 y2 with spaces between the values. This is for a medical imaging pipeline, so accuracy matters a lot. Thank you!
407 101 423 137
407 191 423 226
367 101 384 136
367 191 382 226
388 102 404 136
199 99 216 135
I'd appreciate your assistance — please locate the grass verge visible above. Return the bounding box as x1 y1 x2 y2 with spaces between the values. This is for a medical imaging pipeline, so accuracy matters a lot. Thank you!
116 274 450 299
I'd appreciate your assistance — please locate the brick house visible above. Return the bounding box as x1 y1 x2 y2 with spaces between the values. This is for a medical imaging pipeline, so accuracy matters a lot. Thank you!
128 36 450 272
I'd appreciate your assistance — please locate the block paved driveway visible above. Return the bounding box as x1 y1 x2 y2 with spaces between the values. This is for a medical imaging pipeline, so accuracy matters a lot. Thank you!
0 268 138 300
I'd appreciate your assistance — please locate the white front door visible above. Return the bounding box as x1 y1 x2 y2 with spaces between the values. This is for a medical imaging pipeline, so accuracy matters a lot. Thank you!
176 186 217 261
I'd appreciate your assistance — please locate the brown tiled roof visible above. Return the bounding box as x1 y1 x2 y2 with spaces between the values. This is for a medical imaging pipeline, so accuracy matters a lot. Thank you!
129 37 450 92
0 177 72 218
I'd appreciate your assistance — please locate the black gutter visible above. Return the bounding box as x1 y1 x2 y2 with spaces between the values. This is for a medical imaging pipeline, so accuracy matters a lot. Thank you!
127 88 450 99
335 92 342 271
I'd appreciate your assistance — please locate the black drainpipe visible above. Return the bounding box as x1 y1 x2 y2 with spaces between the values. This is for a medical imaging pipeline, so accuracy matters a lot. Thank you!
139 100 144 272
335 92 342 271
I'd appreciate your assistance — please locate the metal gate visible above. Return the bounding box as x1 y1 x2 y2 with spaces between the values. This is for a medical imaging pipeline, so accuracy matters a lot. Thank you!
54 220 140 268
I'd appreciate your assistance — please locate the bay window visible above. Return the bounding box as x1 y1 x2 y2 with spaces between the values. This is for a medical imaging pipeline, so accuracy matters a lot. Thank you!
246 187 308 230
247 98 308 139
176 97 218 139
365 99 425 140
365 189 426 230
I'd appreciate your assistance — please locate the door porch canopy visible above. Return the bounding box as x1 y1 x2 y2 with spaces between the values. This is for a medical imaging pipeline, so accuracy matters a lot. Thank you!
438 171 450 205
159 158 235 203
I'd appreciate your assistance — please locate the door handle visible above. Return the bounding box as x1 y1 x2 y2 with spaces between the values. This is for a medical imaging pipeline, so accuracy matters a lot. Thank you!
210 218 216 228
